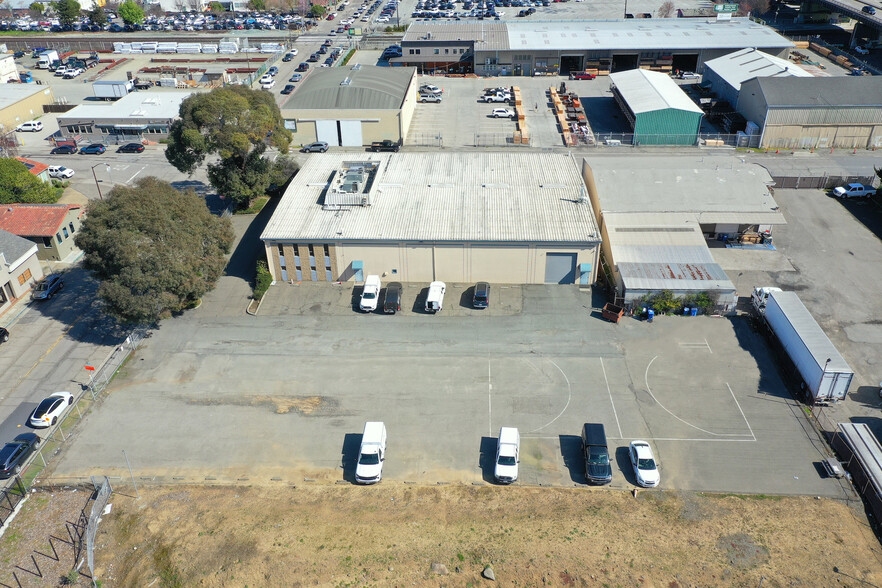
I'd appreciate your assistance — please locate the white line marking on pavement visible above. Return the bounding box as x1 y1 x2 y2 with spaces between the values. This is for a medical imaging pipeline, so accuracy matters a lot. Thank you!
488 356 492 437
528 359 572 434
127 166 146 184
727 382 756 441
600 357 623 438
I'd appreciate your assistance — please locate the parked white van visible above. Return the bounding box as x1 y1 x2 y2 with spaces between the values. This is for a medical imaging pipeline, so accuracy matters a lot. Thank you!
360 275 382 312
425 281 446 313
355 421 386 484
494 427 520 484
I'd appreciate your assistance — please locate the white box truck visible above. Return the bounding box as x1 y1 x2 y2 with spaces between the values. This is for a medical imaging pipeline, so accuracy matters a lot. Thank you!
761 289 853 404
425 281 446 313
494 427 520 484
93 80 135 100
355 422 386 484
36 50 59 69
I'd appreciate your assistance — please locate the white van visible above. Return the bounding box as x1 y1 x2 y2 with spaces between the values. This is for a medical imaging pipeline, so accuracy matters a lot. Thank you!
355 421 386 484
494 427 519 484
425 281 446 313
360 275 381 312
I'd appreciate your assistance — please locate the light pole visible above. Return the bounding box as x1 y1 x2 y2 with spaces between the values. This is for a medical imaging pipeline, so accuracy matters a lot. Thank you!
90 163 105 200
105 163 113 186
623 0 628 18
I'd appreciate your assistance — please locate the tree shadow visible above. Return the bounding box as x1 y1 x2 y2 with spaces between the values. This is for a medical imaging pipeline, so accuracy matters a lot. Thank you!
479 436 497 484
223 197 279 284
559 434 586 484
27 266 129 346
341 432 362 484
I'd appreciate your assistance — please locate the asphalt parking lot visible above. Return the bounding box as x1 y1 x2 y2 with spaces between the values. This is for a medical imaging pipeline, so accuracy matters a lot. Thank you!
52 274 843 497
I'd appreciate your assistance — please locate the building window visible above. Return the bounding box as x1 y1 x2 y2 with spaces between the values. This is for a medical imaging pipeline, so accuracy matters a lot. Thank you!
409 49 415 55
0 287 6 304
69 222 75 234
17 268 32 285
415 49 420 55
42 237 52 247
444 48 449 54
62 227 69 238
56 232 62 244
434 48 439 54
323 245 331 269
460 48 465 54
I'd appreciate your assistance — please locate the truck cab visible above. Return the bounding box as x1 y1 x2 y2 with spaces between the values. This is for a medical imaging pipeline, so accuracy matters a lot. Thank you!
751 286 782 312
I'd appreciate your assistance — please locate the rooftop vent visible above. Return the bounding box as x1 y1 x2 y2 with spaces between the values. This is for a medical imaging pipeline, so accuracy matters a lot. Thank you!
341 77 352 86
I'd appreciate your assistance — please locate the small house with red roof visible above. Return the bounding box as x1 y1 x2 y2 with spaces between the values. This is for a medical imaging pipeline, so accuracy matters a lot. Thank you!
0 204 85 262
14 157 50 183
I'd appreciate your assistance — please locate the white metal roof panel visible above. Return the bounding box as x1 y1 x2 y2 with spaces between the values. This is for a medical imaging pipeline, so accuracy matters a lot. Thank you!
837 423 882 499
768 290 852 373
504 17 793 51
58 91 195 121
704 48 812 91
618 261 734 292
610 69 704 115
262 152 601 244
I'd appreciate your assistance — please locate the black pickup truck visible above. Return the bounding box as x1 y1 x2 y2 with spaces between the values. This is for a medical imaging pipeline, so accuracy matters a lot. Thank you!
370 140 400 152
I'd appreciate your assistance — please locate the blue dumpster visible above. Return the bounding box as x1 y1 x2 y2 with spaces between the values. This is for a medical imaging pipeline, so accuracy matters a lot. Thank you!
647 309 655 323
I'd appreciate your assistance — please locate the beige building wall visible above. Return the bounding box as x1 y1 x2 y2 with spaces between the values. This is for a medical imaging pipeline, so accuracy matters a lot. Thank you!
284 108 404 147
760 123 879 149
0 246 43 316
0 87 54 131
399 71 418 143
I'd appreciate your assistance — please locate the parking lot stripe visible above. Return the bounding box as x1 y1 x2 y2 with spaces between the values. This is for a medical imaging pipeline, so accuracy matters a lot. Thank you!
527 359 572 434
600 357 623 439
487 357 492 437
727 382 756 442
644 356 753 438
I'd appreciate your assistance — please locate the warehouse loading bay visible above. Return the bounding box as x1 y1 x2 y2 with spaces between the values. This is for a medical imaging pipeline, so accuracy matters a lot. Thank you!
53 283 844 499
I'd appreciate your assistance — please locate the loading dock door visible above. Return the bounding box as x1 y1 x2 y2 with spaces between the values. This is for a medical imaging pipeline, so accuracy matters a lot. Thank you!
544 253 577 284
339 120 363 146
315 120 340 146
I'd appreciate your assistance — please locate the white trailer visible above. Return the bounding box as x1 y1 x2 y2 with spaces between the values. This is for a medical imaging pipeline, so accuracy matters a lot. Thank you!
763 290 853 404
92 80 134 100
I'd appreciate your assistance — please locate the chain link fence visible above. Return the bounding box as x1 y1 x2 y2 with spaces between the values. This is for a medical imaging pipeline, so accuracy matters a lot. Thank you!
86 476 112 582
406 132 443 147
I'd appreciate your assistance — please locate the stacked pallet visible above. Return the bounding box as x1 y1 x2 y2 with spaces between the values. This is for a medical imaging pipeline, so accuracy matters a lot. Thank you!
511 86 529 144
810 42 831 57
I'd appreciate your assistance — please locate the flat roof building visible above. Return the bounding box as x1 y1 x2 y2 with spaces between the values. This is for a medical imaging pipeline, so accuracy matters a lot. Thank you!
702 48 812 108
261 152 601 285
281 65 418 147
0 84 54 132
56 90 194 144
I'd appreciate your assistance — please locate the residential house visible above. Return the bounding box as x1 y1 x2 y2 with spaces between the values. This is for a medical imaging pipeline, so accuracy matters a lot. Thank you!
0 204 85 262
0 229 43 316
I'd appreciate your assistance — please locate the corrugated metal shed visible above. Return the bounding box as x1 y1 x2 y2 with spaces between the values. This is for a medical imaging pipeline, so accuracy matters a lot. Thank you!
403 21 509 49
503 18 792 51
283 66 416 110
617 261 734 292
610 69 703 115
261 152 600 244
753 76 882 107
703 48 812 91
768 290 852 373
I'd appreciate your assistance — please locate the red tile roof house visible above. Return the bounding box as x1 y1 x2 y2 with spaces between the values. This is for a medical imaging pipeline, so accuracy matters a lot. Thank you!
14 157 50 183
0 204 85 262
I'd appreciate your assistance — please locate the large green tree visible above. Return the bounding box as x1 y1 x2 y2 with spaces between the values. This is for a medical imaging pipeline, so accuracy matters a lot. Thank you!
74 177 234 324
87 5 107 25
117 0 144 23
54 0 81 26
165 86 292 209
308 4 325 17
0 159 58 204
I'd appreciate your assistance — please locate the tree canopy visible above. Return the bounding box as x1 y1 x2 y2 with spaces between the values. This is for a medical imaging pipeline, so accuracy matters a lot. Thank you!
87 5 107 25
0 159 59 204
54 0 81 26
309 4 325 16
165 86 292 209
74 177 234 324
117 0 144 23
248 0 266 10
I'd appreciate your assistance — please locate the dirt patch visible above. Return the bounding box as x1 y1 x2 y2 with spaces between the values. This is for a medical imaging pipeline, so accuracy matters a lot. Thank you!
187 395 328 415
716 532 770 569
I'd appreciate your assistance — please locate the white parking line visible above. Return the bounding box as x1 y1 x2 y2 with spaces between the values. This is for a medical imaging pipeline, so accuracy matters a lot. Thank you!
487 356 492 437
527 359 572 434
727 382 756 441
600 357 623 438
127 166 146 185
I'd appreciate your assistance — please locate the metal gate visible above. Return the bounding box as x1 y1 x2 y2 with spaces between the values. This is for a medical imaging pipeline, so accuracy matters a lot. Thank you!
544 253 577 284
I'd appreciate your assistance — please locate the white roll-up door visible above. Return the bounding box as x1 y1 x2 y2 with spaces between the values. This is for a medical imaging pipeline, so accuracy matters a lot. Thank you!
339 120 363 146
315 120 339 146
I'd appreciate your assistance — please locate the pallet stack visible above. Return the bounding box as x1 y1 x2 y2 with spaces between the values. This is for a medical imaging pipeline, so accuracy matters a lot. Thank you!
511 86 529 145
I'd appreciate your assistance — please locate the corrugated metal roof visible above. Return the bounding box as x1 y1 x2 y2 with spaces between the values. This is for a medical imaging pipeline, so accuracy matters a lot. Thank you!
618 261 734 292
704 48 812 91
610 69 703 115
503 17 792 51
837 423 882 499
404 21 509 49
283 66 416 111
261 152 600 243
753 76 882 107
587 156 783 223
769 290 852 373
58 91 194 121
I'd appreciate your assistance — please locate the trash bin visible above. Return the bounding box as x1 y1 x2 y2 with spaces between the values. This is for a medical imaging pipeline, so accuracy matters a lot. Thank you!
647 309 655 323
683 307 690 316
691 308 698 317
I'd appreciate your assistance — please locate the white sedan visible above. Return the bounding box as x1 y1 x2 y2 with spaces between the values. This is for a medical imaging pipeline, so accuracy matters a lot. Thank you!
47 166 75 179
28 391 74 428
491 108 515 119
629 440 660 487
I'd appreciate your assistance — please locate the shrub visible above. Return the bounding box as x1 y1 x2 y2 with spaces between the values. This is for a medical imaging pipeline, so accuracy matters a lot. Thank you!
341 49 356 66
253 259 273 300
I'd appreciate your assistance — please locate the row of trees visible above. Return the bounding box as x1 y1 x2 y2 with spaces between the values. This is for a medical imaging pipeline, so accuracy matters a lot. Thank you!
39 0 144 26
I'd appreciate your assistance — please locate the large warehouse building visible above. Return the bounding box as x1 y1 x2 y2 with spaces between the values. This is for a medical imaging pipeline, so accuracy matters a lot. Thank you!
583 156 785 311
394 18 793 76
280 65 418 147
702 48 812 109
609 69 704 146
261 152 601 285
736 76 882 150
0 85 54 132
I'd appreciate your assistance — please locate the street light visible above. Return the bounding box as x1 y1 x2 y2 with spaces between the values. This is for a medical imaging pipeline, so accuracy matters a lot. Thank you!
90 163 105 200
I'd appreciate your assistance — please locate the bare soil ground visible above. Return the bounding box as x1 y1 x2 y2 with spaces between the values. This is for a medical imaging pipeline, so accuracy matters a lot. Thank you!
2 484 881 587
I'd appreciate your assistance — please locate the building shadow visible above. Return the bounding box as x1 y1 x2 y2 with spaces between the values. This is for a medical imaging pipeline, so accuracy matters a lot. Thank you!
559 434 585 484
581 96 632 134
341 432 362 484
832 196 882 244
479 436 498 484
223 197 279 283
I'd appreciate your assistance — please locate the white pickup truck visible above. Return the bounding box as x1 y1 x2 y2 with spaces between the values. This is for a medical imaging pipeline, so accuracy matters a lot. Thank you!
832 183 876 198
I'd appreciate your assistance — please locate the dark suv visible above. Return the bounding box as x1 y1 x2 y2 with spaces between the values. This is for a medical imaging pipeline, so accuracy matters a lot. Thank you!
581 423 612 485
31 274 64 301
473 281 490 308
0 433 40 479
383 282 402 314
